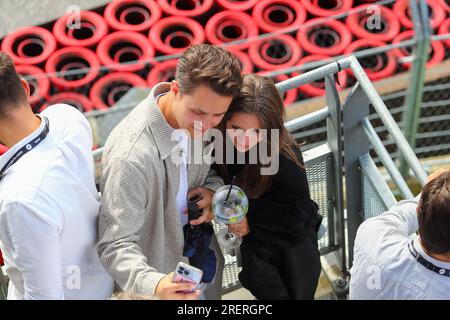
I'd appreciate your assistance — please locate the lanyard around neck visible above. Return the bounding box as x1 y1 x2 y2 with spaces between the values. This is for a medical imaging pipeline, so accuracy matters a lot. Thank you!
0 116 50 181
408 240 450 277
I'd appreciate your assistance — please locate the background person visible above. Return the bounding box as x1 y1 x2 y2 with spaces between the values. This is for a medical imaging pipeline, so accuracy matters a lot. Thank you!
213 74 322 300
0 52 113 300
350 168 450 300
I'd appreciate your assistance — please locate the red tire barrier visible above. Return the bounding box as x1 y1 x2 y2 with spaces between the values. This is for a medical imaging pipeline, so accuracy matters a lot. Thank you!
297 18 352 56
45 47 100 90
300 0 353 17
437 0 450 13
104 0 162 32
294 55 348 97
346 4 400 42
90 72 147 110
53 11 108 48
217 0 258 11
205 11 258 51
394 0 446 30
229 50 253 74
252 0 307 33
344 39 397 81
0 145 8 156
1 26 57 66
97 31 155 72
40 92 95 113
393 30 445 69
15 65 50 110
0 249 4 266
149 16 205 55
249 34 302 71
147 59 178 87
258 72 298 106
157 0 214 18
439 18 450 48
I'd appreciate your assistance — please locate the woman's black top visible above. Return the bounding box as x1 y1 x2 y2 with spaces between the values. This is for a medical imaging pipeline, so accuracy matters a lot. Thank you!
212 146 322 300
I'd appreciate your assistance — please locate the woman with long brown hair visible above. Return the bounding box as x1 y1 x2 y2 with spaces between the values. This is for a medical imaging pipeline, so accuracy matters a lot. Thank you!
212 74 322 299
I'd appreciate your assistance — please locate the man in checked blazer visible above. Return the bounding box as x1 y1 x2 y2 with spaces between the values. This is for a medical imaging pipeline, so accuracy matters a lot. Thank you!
97 44 243 300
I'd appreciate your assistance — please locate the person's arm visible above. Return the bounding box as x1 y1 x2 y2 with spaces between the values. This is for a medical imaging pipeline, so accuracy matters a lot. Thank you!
353 170 450 270
0 202 64 300
97 157 166 295
273 152 310 198
356 169 450 253
354 196 420 253
245 196 320 249
248 157 317 230
187 163 224 225
202 167 224 193
241 158 320 249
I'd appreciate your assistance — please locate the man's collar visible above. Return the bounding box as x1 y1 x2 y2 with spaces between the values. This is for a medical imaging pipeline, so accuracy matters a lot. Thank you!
414 236 450 269
0 114 46 169
147 83 183 160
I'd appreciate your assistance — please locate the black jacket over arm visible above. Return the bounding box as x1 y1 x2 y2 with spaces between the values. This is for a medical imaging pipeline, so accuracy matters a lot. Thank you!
214 148 322 300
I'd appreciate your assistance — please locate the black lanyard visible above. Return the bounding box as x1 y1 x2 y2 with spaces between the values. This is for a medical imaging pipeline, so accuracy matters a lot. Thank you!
408 239 450 277
0 116 50 181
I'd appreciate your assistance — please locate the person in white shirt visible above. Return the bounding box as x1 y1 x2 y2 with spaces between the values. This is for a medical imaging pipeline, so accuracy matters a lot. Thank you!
350 168 450 300
0 52 113 300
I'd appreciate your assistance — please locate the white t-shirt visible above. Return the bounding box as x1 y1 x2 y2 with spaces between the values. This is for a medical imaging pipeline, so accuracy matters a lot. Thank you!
156 88 189 227
0 105 113 300
350 196 450 300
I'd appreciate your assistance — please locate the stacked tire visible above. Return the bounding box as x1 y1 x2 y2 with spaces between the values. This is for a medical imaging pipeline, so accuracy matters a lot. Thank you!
0 0 448 111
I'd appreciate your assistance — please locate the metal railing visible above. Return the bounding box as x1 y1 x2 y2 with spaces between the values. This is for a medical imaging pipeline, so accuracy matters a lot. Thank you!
0 267 7 300
278 0 450 174
360 154 397 220
280 55 427 297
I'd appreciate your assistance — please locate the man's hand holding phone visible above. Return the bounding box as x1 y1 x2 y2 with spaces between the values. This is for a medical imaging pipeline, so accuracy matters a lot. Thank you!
155 273 201 300
155 262 203 300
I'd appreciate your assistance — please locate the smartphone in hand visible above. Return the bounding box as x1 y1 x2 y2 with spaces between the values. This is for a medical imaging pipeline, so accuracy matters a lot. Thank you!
172 262 203 293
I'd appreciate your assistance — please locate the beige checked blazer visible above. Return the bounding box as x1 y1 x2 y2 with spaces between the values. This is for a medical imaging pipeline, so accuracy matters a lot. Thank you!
97 83 224 297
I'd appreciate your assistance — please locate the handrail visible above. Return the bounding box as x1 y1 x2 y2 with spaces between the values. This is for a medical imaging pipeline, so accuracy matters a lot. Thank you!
399 0 431 179
361 118 414 199
275 56 354 93
348 56 428 185
284 107 329 132
359 154 398 210
278 54 427 185
93 148 103 163
0 267 7 300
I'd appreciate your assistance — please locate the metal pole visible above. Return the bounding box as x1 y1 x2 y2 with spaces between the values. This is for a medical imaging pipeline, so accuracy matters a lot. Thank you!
399 0 431 178
361 118 414 199
93 148 103 163
275 56 354 93
285 107 330 132
343 84 370 271
264 38 416 78
359 154 398 210
0 267 7 300
348 56 428 185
